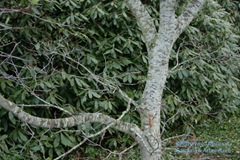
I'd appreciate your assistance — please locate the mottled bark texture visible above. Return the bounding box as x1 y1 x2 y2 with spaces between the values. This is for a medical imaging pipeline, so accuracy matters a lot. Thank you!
0 94 144 144
0 0 206 159
125 0 206 159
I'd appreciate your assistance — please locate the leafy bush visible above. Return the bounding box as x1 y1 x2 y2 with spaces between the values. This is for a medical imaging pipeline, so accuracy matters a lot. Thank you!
0 0 239 159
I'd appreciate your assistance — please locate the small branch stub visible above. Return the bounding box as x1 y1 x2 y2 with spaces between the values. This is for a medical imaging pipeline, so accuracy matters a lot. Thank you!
148 114 153 128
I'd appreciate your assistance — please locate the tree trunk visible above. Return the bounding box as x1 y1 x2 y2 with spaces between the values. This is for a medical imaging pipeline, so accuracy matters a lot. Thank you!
137 36 173 159
139 143 162 160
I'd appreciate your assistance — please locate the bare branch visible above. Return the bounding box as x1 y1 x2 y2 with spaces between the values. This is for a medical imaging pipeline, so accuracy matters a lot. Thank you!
176 0 206 37
0 94 152 156
30 91 74 115
0 8 33 13
54 138 88 160
0 94 142 137
54 101 133 159
22 12 84 29
124 0 157 48
59 53 139 109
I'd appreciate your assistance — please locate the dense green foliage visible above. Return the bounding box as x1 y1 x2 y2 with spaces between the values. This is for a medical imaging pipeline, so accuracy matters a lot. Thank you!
0 0 239 159
164 0 240 131
1 1 145 159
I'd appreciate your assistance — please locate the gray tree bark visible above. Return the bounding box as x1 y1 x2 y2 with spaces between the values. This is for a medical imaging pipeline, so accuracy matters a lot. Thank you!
0 0 206 159
125 0 206 159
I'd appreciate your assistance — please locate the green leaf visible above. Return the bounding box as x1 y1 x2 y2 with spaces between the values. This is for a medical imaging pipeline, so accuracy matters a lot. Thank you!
0 135 8 141
35 43 40 50
92 91 101 98
44 82 54 88
54 135 60 148
94 101 98 110
31 145 41 151
61 71 67 80
127 75 132 83
97 7 105 15
88 90 92 99
8 112 16 125
69 78 75 86
18 131 28 142
80 14 89 21
182 69 188 77
178 70 183 79
1 81 6 92
31 0 39 5
32 7 40 15
108 101 112 110
61 133 73 147
75 78 82 87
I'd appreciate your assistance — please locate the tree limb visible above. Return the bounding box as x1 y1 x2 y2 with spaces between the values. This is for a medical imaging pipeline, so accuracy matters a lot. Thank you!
0 8 33 13
176 0 206 37
159 0 178 41
0 94 140 135
160 0 177 20
124 0 157 49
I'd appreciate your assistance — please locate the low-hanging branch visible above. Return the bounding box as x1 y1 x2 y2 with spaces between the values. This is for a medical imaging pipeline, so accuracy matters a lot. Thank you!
0 94 154 153
0 94 140 135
